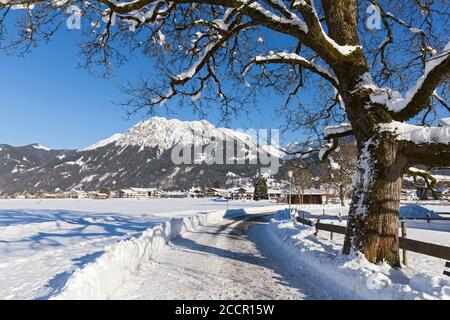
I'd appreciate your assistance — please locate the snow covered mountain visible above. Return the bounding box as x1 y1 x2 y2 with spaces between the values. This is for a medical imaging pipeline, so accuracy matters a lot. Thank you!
80 117 282 157
0 117 282 194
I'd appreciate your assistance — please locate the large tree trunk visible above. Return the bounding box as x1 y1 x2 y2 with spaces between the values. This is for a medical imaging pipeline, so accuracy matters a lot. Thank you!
343 135 407 268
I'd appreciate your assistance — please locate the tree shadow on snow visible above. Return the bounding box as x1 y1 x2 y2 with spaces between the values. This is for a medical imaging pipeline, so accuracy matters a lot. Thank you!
0 209 164 299
36 250 105 300
0 209 162 249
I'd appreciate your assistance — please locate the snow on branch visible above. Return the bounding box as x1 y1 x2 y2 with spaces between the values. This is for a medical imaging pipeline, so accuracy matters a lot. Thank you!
254 51 339 86
98 0 309 35
171 41 218 85
323 122 353 139
318 140 336 162
319 122 354 166
292 0 360 57
370 41 450 120
246 0 308 33
379 121 450 145
171 18 250 86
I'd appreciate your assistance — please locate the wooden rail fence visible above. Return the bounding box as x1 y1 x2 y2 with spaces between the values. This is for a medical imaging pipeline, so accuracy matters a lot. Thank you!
302 214 450 222
296 216 450 277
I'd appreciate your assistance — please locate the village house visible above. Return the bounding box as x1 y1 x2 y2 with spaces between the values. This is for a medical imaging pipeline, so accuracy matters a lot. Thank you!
230 187 254 200
62 190 88 199
42 193 59 199
283 189 328 205
93 192 109 200
205 188 230 198
117 188 164 199
188 189 204 198
228 187 283 201
164 191 189 198
267 189 283 201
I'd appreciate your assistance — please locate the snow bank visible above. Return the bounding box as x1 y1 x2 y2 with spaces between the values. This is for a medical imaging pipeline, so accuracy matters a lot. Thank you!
400 205 441 219
54 206 281 300
269 212 450 300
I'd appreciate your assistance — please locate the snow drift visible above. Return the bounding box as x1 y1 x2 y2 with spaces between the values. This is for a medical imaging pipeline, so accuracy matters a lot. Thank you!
54 206 282 300
269 211 450 300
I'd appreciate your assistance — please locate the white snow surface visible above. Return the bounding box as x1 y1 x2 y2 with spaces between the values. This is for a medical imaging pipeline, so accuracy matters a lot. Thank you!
439 118 450 127
54 206 285 300
54 209 234 299
270 211 450 300
32 144 51 151
2 199 449 300
0 199 283 300
80 133 125 152
324 122 352 138
109 212 330 300
378 121 450 144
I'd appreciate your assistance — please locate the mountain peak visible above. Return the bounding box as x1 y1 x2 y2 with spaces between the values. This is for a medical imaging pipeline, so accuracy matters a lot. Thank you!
119 116 217 152
80 133 125 152
77 116 282 158
79 116 230 153
31 144 51 151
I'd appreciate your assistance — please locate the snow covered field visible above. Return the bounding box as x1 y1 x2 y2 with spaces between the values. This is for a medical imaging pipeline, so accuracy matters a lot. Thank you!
0 199 448 300
0 198 283 300
0 198 278 218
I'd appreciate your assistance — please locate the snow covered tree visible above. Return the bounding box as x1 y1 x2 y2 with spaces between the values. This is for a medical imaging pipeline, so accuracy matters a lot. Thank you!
1 0 448 267
254 176 268 200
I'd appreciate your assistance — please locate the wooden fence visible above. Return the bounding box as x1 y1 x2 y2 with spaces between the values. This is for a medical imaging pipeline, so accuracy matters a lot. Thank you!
445 262 450 277
302 214 450 222
296 216 450 277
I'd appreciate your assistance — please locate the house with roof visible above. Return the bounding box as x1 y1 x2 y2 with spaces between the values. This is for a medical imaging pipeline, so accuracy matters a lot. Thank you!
230 187 254 200
205 188 230 198
283 188 328 205
116 188 164 199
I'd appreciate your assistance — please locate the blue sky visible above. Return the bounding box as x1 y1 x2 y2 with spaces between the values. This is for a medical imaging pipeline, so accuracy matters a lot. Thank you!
1 7 446 150
0 28 289 150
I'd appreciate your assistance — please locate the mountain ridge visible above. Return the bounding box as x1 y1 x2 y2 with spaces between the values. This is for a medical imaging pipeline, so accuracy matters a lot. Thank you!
0 117 284 194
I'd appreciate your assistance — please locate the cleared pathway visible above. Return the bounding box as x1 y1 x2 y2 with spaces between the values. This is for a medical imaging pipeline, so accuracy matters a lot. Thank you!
112 214 330 300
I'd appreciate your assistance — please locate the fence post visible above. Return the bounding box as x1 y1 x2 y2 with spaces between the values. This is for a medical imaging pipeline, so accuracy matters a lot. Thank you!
401 221 408 267
314 217 321 237
444 262 450 277
330 231 334 241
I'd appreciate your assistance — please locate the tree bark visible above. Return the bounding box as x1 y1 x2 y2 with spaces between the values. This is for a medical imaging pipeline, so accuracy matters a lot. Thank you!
343 134 407 268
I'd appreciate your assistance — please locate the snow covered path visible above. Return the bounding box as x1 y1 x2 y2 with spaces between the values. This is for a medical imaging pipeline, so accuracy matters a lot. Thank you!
0 199 285 300
112 214 329 300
